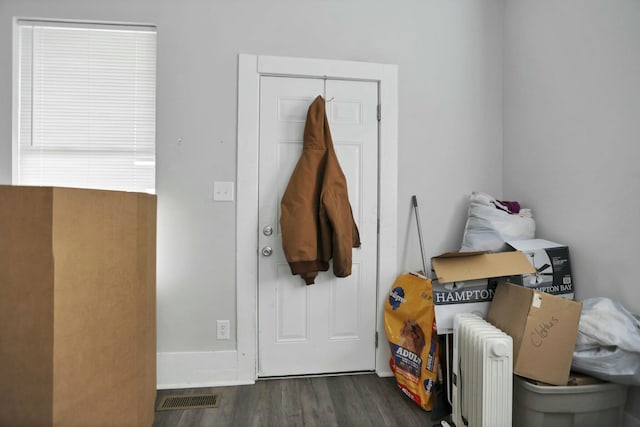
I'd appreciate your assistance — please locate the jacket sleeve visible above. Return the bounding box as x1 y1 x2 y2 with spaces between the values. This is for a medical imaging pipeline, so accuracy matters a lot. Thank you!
321 188 360 278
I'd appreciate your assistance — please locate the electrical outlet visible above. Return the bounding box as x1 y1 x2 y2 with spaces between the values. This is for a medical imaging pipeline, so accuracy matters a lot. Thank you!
216 320 230 340
213 181 234 201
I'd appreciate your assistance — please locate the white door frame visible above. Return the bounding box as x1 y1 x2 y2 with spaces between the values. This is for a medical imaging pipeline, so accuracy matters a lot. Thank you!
236 54 398 382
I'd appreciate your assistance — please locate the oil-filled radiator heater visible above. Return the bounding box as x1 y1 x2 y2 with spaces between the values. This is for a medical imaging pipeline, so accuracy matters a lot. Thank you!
452 313 513 427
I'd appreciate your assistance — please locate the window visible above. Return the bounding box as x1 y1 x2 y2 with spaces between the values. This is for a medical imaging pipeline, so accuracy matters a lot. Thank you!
13 19 157 193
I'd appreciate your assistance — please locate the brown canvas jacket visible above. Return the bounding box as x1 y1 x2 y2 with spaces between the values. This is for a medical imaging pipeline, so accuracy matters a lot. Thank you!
280 95 361 285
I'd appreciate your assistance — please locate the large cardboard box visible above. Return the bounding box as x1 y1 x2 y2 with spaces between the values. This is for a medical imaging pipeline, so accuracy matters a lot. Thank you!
431 251 536 334
507 239 574 299
0 186 157 427
487 282 582 386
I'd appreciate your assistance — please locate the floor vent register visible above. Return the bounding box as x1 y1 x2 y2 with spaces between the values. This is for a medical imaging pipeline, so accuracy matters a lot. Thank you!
157 393 221 411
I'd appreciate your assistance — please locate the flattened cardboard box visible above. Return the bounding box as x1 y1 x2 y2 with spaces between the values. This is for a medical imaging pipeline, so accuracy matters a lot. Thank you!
0 186 156 427
506 239 574 299
431 251 536 334
487 281 582 386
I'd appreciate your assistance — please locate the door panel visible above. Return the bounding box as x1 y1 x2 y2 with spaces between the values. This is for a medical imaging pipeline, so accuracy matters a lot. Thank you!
258 76 378 376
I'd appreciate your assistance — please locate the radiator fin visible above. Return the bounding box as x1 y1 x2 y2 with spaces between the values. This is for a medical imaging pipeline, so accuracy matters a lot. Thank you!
453 313 513 427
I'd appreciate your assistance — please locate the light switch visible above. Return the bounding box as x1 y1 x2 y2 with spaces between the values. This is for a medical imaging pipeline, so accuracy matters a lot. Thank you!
213 181 234 201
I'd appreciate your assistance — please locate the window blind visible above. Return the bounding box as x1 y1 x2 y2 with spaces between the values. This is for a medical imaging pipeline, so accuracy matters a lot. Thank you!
14 20 157 193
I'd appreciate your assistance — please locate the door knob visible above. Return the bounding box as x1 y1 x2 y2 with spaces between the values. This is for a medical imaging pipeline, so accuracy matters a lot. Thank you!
263 225 273 236
261 246 273 257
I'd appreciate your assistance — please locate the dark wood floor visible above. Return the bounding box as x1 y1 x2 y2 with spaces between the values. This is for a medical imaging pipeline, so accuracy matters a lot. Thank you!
153 373 448 426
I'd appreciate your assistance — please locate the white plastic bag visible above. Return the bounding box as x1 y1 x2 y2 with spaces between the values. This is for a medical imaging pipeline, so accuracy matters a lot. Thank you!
572 298 640 385
460 192 535 252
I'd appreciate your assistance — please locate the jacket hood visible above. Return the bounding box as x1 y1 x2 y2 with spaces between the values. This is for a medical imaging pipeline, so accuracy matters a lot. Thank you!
303 96 329 150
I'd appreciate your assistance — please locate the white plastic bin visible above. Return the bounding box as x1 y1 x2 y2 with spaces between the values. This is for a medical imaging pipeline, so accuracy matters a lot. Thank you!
513 376 628 427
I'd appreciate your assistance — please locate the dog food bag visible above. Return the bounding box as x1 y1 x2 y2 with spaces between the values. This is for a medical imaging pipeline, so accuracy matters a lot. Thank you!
384 272 439 411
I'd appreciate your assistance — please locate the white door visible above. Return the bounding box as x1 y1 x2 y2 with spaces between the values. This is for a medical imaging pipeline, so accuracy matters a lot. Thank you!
258 76 379 376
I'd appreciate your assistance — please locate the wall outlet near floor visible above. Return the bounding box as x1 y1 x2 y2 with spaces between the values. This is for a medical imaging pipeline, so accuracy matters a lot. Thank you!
216 320 230 340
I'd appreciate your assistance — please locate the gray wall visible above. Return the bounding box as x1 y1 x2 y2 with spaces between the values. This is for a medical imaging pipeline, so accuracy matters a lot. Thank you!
503 0 640 422
0 0 504 353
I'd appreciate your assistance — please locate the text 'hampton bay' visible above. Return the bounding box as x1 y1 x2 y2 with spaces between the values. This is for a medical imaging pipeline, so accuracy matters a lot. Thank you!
434 283 573 305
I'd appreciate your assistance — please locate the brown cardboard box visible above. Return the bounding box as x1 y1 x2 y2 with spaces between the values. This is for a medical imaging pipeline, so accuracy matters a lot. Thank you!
506 239 575 299
0 185 156 427
487 281 582 386
432 251 536 284
430 251 536 334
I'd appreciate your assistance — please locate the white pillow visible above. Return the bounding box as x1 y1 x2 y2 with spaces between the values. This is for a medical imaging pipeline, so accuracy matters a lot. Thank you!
460 192 535 252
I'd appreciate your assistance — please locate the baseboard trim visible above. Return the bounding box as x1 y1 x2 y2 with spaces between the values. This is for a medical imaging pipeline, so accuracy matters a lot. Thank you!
158 349 397 389
157 350 255 390
377 369 393 378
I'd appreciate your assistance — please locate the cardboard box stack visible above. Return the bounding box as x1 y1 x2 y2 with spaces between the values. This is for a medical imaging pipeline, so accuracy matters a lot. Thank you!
431 244 583 386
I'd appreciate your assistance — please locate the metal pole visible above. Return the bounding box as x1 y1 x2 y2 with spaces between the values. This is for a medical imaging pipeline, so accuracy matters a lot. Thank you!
412 195 429 278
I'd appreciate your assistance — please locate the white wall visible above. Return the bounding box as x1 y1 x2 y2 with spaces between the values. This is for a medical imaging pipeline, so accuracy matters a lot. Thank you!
0 0 504 380
503 0 640 422
2 0 637 420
